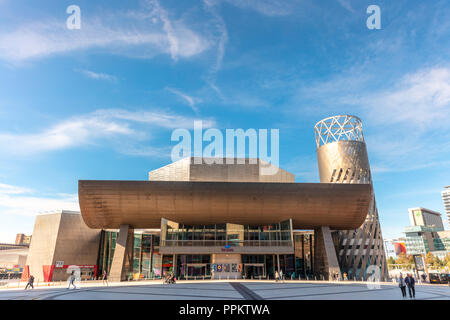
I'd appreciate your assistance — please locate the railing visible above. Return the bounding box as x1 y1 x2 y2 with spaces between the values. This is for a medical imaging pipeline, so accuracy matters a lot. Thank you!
160 240 293 247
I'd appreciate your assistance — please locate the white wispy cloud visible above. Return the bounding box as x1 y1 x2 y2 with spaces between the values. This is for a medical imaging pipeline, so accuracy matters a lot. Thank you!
0 109 216 155
0 183 32 195
363 67 450 129
0 115 134 154
166 87 200 112
166 87 201 112
336 0 355 13
0 183 79 217
221 0 298 16
99 109 215 129
76 69 117 82
0 0 210 63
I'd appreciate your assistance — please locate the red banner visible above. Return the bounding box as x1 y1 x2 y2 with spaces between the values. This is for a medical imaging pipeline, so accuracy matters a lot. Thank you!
42 265 55 282
21 265 30 281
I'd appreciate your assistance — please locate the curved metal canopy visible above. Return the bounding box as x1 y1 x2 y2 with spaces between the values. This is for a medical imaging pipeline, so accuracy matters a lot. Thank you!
78 180 372 230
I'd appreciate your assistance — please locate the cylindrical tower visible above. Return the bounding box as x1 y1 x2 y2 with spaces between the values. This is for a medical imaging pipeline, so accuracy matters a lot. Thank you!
314 115 388 281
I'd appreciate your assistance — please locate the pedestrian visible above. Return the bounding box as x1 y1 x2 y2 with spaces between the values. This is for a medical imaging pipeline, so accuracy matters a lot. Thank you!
404 273 415 299
275 270 279 282
343 272 348 281
397 273 407 298
24 275 34 290
291 271 296 280
102 270 108 286
67 271 77 290
279 269 284 282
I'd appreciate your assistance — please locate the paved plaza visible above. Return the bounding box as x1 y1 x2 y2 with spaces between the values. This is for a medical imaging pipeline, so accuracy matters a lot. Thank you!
0 280 449 300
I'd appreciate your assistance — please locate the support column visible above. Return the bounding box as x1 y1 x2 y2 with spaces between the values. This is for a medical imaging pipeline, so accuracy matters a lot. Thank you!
109 224 134 282
314 226 341 280
173 254 177 278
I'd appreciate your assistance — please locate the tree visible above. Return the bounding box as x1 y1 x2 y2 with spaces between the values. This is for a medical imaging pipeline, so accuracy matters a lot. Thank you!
387 257 396 265
395 253 407 265
425 252 434 265
444 253 450 269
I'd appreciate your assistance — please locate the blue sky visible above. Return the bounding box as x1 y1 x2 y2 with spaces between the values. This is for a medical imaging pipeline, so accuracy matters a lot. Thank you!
0 0 449 242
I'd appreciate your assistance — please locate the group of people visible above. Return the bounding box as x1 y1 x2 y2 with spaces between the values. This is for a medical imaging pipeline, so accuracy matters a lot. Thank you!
24 271 79 290
397 273 415 299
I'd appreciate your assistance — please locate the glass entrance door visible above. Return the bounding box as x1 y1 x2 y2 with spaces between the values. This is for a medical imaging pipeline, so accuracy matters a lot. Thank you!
243 263 265 279
185 263 207 279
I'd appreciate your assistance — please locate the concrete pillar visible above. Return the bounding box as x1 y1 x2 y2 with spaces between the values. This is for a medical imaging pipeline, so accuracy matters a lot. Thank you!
314 226 341 280
173 254 177 278
109 224 134 282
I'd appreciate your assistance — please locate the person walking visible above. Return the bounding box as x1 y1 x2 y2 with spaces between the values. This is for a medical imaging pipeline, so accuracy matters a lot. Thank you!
67 271 77 290
279 269 284 283
397 273 407 298
102 270 108 286
275 270 279 282
343 272 348 281
404 273 415 299
24 275 34 290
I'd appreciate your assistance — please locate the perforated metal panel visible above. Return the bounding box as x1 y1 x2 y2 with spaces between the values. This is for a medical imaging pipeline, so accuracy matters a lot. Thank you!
315 115 388 281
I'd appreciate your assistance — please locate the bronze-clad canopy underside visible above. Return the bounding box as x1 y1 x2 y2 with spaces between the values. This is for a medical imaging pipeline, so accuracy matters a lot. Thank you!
78 180 372 230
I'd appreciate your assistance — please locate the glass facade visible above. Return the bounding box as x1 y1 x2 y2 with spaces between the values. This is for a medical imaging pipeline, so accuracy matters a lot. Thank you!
97 227 316 280
97 231 117 277
160 219 294 247
404 226 435 255
97 230 162 280
433 237 450 252
294 232 314 278
176 255 211 280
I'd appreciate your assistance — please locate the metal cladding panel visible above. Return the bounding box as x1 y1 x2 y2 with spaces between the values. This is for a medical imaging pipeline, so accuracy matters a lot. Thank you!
78 180 372 230
315 115 388 281
317 141 371 184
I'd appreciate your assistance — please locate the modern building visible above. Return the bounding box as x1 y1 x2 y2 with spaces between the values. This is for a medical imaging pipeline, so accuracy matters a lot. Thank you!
0 244 29 273
404 226 450 258
384 239 406 259
23 115 387 282
0 234 31 274
23 210 100 282
404 226 438 255
408 208 444 231
314 115 388 280
78 153 374 282
15 234 32 246
442 186 450 223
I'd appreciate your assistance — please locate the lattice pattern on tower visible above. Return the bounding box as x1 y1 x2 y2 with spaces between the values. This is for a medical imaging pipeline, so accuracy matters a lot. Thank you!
314 115 364 148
